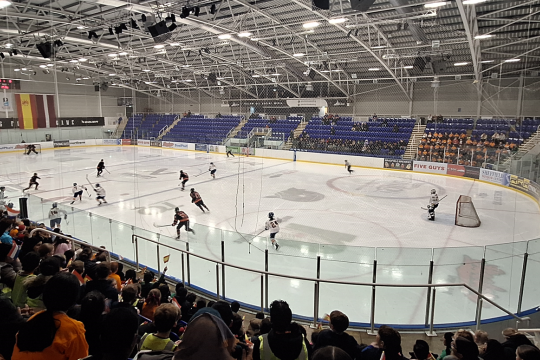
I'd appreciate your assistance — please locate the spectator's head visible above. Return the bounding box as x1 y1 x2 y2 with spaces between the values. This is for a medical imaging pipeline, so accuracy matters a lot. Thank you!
175 282 184 292
270 300 292 333
503 328 518 339
20 251 40 273
37 243 54 258
211 300 233 328
444 332 454 346
70 260 84 274
475 330 489 345
154 303 181 333
16 273 80 352
329 310 349 334
143 270 155 283
377 325 402 358
312 346 352 360
186 292 197 304
94 250 108 262
125 269 137 283
455 329 474 343
516 345 540 360
231 312 244 337
414 340 430 360
121 284 138 304
207 300 215 308
77 247 92 262
453 336 480 360
53 254 66 268
175 286 187 300
146 288 161 306
256 311 265 320
100 308 139 360
231 301 240 313
64 249 75 264
158 283 171 303
110 261 119 274
483 339 504 360
196 299 207 309
39 256 61 276
80 290 105 324
95 262 111 280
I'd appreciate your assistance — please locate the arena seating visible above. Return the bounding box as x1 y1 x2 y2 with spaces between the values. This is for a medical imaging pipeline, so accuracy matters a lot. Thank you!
121 114 144 138
293 115 414 158
162 115 241 144
235 116 302 142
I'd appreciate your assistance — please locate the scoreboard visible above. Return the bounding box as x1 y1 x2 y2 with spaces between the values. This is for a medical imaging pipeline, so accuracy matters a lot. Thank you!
0 79 21 90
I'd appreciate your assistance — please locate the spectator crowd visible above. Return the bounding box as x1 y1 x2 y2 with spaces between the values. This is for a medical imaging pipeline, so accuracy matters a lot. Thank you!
1 216 540 360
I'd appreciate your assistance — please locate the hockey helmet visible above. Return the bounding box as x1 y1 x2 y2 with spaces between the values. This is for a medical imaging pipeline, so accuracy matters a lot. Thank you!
73 183 77 186
0 186 4 191
268 212 274 218
190 188 195 192
52 202 57 208
101 159 103 161
96 183 100 187
431 189 436 194
175 207 179 212
210 162 214 165
34 173 37 176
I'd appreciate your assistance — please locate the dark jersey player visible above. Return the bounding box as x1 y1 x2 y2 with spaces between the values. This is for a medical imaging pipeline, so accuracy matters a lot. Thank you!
23 173 40 192
25 144 38 155
97 159 105 177
179 170 189 191
172 208 195 239
190 188 209 213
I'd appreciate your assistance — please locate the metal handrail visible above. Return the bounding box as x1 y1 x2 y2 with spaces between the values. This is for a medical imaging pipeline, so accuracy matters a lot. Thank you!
29 228 111 262
131 234 529 328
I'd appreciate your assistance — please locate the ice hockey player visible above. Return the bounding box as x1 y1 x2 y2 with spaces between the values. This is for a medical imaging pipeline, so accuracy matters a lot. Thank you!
94 184 107 205
23 173 40 192
345 160 353 174
49 203 68 229
171 207 195 239
209 162 217 179
25 144 39 155
226 149 235 158
190 188 210 213
265 212 280 250
70 183 88 204
0 186 7 212
97 159 105 177
179 170 189 191
427 189 439 221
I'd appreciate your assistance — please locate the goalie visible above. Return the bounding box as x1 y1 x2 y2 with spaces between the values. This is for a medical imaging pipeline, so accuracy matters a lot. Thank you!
427 189 439 221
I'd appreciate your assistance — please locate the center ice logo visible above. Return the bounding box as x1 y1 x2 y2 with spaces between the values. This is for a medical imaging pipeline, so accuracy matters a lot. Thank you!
266 188 324 202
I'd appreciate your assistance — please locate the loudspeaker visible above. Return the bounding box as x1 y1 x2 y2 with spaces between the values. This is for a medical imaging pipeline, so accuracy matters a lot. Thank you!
19 198 28 219
431 60 447 75
207 73 217 83
349 0 376 11
413 57 426 72
36 42 52 59
148 21 170 38
94 85 100 92
308 69 316 80
312 0 330 9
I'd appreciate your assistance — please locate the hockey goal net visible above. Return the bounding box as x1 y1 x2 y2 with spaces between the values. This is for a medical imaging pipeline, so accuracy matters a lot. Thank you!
455 195 481 227
22 144 41 155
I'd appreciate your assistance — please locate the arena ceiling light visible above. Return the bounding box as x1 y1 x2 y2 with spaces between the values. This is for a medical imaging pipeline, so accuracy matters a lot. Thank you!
5 43 12 48
368 67 380 71
505 58 520 63
47 63 54 67
69 59 78 63
237 32 252 38
481 60 494 63
463 0 487 4
454 62 468 66
328 18 347 24
76 25 87 29
142 69 151 72
403 65 414 69
108 53 117 57
109 73 116 76
39 64 47 68
183 79 193 82
303 22 320 29
170 42 181 46
0 1 11 8
218 34 232 39
475 34 493 40
371 45 387 49
252 74 260 77
118 52 128 55
424 1 448 8
154 44 165 49
79 58 88 62
293 53 305 57
14 68 20 71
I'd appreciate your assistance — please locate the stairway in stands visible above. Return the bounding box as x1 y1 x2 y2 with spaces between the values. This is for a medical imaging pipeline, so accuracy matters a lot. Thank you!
156 115 181 140
283 119 308 150
225 117 248 140
112 117 128 138
497 129 540 172
403 123 426 159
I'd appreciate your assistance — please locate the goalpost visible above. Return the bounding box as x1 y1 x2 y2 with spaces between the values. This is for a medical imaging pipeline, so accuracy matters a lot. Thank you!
23 144 42 155
455 195 481 227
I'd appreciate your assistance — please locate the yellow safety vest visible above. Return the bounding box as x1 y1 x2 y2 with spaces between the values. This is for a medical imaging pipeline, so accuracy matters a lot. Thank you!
259 333 308 360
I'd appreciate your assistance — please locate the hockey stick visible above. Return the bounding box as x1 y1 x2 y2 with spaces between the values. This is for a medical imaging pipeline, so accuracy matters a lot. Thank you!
153 223 170 228
85 174 96 191
104 168 111 174
85 188 92 198
194 170 210 177
421 195 448 210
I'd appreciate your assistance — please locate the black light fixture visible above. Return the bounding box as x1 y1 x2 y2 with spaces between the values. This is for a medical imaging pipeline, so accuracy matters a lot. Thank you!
180 7 190 18
54 40 63 47
115 26 122 34
193 7 200 16
0 53 4 59
347 30 352 37
170 14 176 22
187 50 191 57
12 49 17 55
88 31 98 39
210 4 216 14
131 18 139 29
108 27 114 35
141 14 147 22
168 23 177 31
120 23 128 31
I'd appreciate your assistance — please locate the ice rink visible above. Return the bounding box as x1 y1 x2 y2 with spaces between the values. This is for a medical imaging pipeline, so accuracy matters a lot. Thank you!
3 145 540 325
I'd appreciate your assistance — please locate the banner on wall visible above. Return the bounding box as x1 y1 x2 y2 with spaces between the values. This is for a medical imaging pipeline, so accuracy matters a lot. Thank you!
1 93 13 112
69 140 86 147
15 94 57 129
103 139 121 145
208 145 220 152
195 144 208 151
138 140 150 146
413 161 447 174
174 142 189 149
240 147 255 155
162 141 174 148
57 117 105 127
122 139 132 145
479 168 510 186
509 175 540 202
150 141 162 147
53 140 70 148
384 159 412 170
447 164 480 179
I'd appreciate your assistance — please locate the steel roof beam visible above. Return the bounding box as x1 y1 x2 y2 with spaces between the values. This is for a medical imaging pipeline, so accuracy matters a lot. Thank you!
456 0 481 82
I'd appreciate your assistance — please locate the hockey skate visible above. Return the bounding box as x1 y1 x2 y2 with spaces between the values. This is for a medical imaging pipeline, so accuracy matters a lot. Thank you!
275 243 280 250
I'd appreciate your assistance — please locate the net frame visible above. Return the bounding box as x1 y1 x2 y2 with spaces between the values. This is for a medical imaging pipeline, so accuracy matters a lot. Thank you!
455 195 481 227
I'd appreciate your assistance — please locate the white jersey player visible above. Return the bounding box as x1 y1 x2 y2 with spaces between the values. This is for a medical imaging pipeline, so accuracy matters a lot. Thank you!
209 163 216 179
94 184 107 205
427 189 439 221
265 212 280 250
70 183 88 204
49 203 68 229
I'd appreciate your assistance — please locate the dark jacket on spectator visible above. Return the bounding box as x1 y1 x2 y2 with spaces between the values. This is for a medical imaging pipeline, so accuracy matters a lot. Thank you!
314 329 362 359
85 279 119 302
501 335 533 360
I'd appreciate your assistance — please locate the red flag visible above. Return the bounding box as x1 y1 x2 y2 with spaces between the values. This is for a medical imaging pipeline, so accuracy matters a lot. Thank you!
73 270 84 285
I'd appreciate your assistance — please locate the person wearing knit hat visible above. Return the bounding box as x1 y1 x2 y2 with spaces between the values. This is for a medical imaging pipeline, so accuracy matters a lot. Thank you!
453 336 480 360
